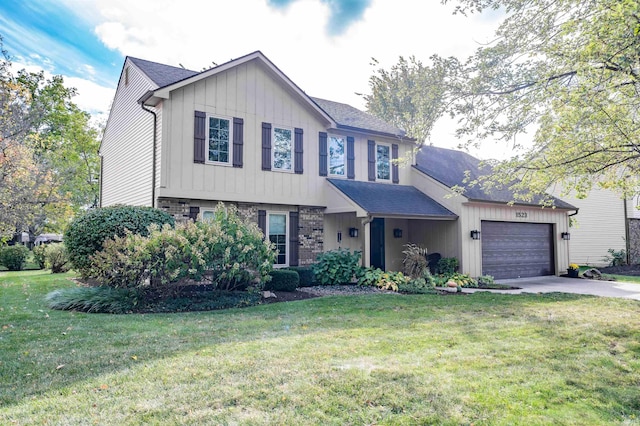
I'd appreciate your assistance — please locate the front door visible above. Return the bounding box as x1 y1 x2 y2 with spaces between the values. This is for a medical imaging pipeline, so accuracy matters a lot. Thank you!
370 218 385 270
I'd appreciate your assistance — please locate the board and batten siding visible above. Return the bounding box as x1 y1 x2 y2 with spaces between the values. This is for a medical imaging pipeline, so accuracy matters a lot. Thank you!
460 202 571 277
553 187 627 266
158 59 415 207
100 60 157 207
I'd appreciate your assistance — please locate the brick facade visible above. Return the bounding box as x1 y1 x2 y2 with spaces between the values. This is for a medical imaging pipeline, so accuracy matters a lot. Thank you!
157 198 323 266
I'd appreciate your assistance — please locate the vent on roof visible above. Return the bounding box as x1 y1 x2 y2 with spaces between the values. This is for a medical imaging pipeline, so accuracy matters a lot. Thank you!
125 67 129 86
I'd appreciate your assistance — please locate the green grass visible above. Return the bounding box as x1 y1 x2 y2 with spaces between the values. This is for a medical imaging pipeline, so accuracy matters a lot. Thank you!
1 270 640 425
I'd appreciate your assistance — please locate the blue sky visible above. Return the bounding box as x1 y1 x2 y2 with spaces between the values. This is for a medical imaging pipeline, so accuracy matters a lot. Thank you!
0 0 503 154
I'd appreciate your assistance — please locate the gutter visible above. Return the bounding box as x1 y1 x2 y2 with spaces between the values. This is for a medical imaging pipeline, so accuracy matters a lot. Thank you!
138 91 158 208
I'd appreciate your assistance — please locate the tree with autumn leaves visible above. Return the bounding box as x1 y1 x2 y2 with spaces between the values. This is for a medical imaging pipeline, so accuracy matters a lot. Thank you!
0 38 100 241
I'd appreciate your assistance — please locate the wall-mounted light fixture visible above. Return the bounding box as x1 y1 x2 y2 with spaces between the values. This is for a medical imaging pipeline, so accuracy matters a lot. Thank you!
393 228 403 238
470 230 481 240
561 232 570 240
337 231 342 243
348 227 359 238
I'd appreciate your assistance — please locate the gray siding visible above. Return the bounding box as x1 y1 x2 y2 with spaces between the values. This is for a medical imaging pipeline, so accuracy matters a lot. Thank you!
100 59 157 207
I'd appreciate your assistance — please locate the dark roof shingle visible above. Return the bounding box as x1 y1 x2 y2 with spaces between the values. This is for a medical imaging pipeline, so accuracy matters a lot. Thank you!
311 97 409 139
128 57 199 88
415 145 576 209
328 179 456 218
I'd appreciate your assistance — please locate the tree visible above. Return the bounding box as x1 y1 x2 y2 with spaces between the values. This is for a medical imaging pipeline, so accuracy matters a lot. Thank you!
364 56 454 144
0 36 100 240
440 0 640 201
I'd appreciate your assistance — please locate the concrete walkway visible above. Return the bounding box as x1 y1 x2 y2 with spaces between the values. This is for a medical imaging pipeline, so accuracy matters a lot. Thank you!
463 276 640 300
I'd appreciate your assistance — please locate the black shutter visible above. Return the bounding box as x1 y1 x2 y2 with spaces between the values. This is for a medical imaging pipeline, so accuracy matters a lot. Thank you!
347 136 355 179
367 140 376 181
392 143 399 184
261 123 272 171
189 206 200 221
258 210 267 240
232 117 244 168
289 211 299 266
294 128 303 174
319 132 328 176
194 111 206 164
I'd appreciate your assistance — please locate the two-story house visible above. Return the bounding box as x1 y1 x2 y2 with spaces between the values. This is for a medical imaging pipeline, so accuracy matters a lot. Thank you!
100 51 577 279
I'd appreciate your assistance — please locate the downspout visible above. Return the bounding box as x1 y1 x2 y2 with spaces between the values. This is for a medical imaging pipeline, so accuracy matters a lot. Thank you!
139 94 158 208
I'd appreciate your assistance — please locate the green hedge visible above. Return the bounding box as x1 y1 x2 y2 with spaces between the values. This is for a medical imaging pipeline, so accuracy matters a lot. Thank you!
64 205 175 277
0 245 29 271
287 266 315 287
264 269 299 292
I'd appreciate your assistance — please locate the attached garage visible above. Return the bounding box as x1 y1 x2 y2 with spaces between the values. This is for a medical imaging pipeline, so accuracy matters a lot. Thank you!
481 221 555 279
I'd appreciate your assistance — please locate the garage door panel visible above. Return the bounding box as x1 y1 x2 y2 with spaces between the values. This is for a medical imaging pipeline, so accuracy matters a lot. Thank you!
481 221 554 279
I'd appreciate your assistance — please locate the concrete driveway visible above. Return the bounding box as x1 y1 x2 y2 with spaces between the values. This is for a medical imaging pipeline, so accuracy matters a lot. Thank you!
464 276 640 300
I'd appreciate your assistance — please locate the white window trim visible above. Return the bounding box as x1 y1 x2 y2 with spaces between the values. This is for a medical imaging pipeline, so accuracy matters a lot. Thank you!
271 125 294 173
205 114 233 166
328 134 346 177
200 208 216 221
376 142 392 182
267 211 289 268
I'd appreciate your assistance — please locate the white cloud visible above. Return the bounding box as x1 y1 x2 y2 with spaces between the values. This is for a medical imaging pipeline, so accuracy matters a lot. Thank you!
79 0 510 157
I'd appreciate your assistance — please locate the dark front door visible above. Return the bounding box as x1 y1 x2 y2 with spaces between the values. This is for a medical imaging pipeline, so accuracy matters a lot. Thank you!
481 221 555 279
370 218 385 270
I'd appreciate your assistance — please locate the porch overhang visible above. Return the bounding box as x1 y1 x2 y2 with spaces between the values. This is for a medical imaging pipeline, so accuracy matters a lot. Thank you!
326 179 458 220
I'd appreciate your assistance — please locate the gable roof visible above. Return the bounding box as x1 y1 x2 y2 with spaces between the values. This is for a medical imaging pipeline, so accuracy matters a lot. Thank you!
327 179 456 218
130 51 404 138
128 57 198 88
414 145 576 209
311 97 411 140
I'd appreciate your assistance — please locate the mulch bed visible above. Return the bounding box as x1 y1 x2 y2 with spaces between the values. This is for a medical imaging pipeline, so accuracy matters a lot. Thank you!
597 265 640 276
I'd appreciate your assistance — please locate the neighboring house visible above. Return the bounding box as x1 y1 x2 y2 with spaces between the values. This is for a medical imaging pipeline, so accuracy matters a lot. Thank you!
100 51 576 279
549 187 637 267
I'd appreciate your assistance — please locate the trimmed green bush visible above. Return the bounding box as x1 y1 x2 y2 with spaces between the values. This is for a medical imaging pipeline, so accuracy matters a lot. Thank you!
32 245 47 269
265 269 299 292
64 205 175 277
287 266 315 287
435 257 459 275
313 249 362 285
0 245 29 271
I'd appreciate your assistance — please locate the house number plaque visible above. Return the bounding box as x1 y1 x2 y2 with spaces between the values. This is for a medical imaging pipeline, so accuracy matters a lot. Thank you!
515 211 528 218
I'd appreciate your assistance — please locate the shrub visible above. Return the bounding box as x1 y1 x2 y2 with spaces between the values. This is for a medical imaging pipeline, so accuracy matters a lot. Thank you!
476 275 495 287
32 245 47 269
313 249 362 285
287 266 315 287
46 287 139 314
64 205 175 277
402 244 428 278
603 248 626 267
87 203 275 294
398 277 436 294
0 245 29 271
265 269 299 292
357 267 410 291
436 272 477 288
435 257 459 275
45 244 71 273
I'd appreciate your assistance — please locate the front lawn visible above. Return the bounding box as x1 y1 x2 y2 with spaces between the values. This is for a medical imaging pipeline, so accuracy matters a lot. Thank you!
1 271 640 425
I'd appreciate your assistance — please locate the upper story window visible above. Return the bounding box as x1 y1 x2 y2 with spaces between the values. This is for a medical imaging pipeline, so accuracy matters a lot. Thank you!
376 143 391 181
273 127 293 171
208 116 231 164
328 135 345 176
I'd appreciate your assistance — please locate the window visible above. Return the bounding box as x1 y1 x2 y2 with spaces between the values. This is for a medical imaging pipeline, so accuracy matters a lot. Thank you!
376 144 391 180
201 210 215 221
328 135 345 176
268 213 288 266
273 127 293 171
208 116 231 164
